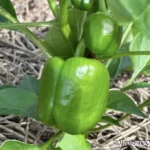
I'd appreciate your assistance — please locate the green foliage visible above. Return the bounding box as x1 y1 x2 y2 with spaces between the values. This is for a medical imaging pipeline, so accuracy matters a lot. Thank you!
44 25 74 58
56 133 91 150
101 116 120 126
107 0 150 39
0 140 40 150
0 88 37 116
128 33 150 84
107 58 121 78
134 5 150 38
0 85 15 90
44 7 86 58
122 82 150 91
0 0 16 22
140 99 150 108
0 140 62 150
117 56 132 73
143 62 150 75
107 0 132 24
107 90 147 118
107 0 150 24
21 102 39 120
68 7 86 41
18 75 39 95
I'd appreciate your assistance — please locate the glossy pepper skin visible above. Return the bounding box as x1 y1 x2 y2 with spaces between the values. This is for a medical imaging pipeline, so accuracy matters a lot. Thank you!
83 13 122 58
37 57 109 134
71 0 93 11
37 57 64 126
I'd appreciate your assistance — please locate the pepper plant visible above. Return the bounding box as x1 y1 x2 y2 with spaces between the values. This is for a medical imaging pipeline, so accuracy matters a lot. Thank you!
0 0 150 149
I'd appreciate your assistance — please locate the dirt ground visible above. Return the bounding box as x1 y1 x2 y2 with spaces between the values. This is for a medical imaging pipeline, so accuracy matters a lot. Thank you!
0 0 150 149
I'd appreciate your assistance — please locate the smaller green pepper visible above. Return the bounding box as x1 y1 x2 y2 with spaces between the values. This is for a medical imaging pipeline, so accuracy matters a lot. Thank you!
71 0 93 11
83 13 122 58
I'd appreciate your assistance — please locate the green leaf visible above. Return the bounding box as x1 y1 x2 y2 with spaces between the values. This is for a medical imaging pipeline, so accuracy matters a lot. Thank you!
107 58 121 79
122 82 150 91
134 4 150 38
142 61 150 75
44 25 74 58
0 88 37 116
117 56 132 73
21 102 39 120
0 140 40 150
0 85 15 90
44 8 86 58
56 133 91 150
132 25 140 37
143 68 150 76
140 99 150 108
107 90 147 118
18 75 39 95
68 7 86 41
120 0 150 20
68 8 78 44
144 70 150 76
116 44 132 74
47 145 62 150
107 0 132 24
0 0 17 22
101 116 120 127
107 0 150 24
128 33 150 84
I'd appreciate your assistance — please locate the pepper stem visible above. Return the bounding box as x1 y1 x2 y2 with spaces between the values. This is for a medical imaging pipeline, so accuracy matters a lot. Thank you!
98 0 107 12
40 131 63 150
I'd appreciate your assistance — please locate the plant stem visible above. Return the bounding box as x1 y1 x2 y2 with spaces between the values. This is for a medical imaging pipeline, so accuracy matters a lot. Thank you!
90 100 148 133
99 0 107 12
75 38 85 57
0 8 52 57
124 73 138 87
112 51 150 59
47 0 59 19
23 30 52 57
77 12 87 41
40 131 63 150
0 20 58 29
59 0 69 29
59 0 74 55
121 23 133 45
105 59 112 68
59 0 71 39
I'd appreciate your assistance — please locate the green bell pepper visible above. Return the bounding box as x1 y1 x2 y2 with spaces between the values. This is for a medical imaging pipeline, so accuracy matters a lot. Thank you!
83 13 122 58
37 57 109 134
71 0 93 11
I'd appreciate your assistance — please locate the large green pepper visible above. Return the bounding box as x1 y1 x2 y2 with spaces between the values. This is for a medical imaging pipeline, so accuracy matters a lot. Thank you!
37 57 109 134
71 0 93 11
83 13 122 58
